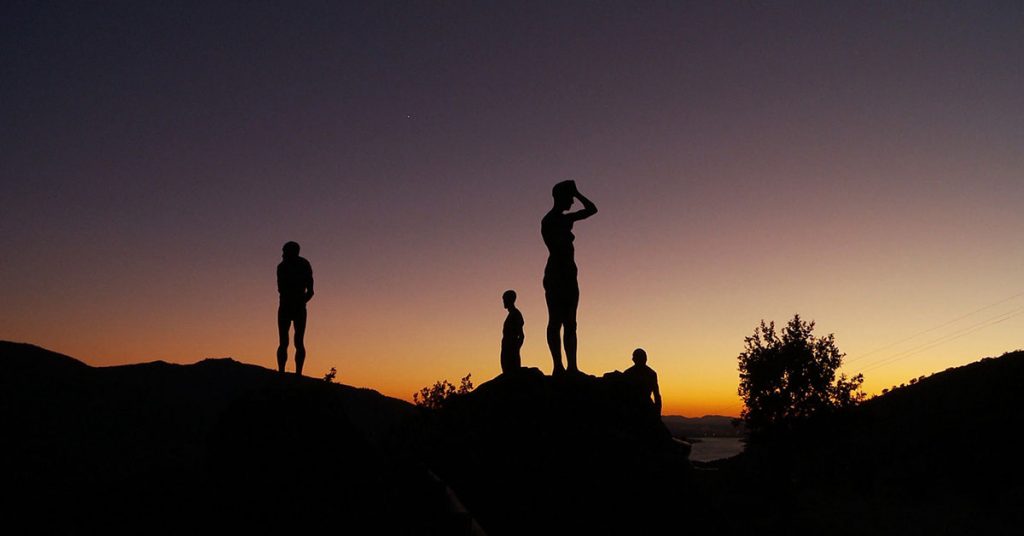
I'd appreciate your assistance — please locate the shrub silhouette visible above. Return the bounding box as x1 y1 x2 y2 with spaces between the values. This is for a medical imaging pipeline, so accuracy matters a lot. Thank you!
737 314 864 435
413 373 473 409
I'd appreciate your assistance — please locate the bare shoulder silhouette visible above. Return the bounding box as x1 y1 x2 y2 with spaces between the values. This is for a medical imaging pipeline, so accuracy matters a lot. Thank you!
541 180 597 375
277 241 314 375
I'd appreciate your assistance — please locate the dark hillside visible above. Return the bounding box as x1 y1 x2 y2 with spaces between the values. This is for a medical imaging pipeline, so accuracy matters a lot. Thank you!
715 350 1024 534
1 342 693 534
0 341 471 534
6 340 1022 534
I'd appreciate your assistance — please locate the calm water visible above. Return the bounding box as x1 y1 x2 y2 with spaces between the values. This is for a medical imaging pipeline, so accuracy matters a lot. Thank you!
688 437 746 462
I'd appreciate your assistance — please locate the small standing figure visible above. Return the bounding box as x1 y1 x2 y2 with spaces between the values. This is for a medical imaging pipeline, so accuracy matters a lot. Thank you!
541 180 597 375
277 241 314 375
623 348 662 415
500 290 524 374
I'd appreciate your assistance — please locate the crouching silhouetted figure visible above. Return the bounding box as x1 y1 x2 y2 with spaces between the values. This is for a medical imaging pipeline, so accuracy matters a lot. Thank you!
277 241 314 375
500 290 524 373
623 348 662 415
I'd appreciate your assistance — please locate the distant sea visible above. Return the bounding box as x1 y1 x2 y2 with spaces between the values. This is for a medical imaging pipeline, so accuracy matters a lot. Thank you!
688 437 746 462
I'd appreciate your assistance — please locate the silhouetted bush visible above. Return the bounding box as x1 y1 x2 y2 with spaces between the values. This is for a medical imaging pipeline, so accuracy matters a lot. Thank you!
323 367 337 383
413 373 473 409
737 314 864 435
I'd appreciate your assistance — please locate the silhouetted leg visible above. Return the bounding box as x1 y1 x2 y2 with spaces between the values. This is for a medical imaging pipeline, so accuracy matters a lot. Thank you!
545 288 566 374
293 307 307 376
277 306 290 373
500 346 510 374
564 286 580 372
500 342 522 374
564 318 578 373
546 322 564 374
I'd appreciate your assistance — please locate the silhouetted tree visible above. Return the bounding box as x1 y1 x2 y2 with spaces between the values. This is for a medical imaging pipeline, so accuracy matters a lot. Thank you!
737 314 864 434
413 373 473 410
323 367 337 383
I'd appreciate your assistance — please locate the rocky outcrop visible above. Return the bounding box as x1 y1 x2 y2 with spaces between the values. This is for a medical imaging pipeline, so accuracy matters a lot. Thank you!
426 368 695 535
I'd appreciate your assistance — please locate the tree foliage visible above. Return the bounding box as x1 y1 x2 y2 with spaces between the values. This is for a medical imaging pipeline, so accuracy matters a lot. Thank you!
738 314 865 434
413 373 473 410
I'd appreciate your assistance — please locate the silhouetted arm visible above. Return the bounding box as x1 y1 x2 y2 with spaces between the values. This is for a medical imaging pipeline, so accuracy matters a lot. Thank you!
304 263 315 303
514 312 525 345
568 185 597 221
653 373 662 415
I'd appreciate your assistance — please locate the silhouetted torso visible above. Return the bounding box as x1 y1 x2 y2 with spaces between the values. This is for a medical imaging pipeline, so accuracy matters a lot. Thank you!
503 308 524 342
541 211 578 285
277 256 313 306
623 363 660 412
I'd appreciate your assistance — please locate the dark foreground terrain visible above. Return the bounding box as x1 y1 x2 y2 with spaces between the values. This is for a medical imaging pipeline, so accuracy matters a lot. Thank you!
2 341 1023 534
708 349 1024 534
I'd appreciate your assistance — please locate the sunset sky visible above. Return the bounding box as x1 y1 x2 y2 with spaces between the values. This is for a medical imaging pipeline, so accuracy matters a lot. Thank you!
2 1 1021 416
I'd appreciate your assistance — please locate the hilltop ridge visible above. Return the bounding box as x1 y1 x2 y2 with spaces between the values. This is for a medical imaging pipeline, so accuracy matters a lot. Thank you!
5 341 1024 534
0 341 463 534
0 342 689 535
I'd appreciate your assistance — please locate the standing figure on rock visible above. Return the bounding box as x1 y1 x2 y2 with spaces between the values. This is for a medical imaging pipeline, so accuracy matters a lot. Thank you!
277 241 314 375
541 180 597 375
500 290 524 374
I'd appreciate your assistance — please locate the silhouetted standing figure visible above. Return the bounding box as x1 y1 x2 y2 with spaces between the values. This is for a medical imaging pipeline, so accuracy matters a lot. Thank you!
623 348 662 415
542 180 597 374
500 290 524 373
277 241 314 375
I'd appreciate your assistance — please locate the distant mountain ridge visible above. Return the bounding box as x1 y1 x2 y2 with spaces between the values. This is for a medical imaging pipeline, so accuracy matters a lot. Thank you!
662 414 745 438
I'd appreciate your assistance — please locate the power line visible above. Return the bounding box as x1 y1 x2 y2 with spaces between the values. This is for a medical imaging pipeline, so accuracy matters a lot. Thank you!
857 306 1024 374
859 306 1024 372
846 291 1024 364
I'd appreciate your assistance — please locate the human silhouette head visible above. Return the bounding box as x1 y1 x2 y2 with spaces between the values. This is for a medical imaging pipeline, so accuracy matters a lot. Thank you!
632 348 647 366
552 180 575 211
502 290 517 309
282 241 301 258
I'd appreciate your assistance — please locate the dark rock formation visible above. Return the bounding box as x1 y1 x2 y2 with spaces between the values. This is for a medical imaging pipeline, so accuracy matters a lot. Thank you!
426 368 696 535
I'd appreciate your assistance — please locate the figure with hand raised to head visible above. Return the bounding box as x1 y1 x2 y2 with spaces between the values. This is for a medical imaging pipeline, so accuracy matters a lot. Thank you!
541 180 597 375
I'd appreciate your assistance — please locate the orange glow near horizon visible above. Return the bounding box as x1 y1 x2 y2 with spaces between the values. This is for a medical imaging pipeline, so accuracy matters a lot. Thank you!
5 211 1021 418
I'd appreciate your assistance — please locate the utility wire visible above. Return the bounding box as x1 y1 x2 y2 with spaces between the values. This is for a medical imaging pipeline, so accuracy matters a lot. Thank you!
858 306 1024 374
846 291 1024 363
